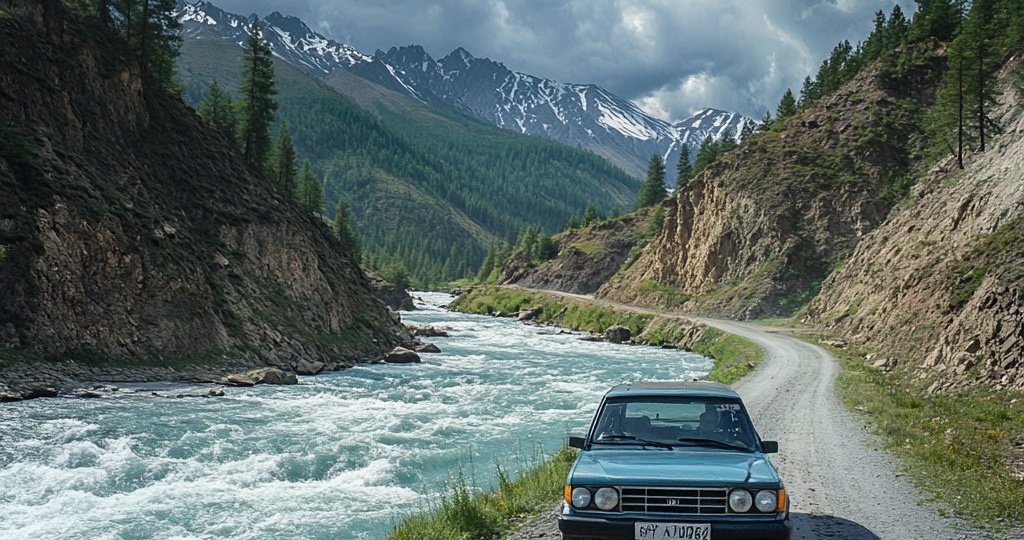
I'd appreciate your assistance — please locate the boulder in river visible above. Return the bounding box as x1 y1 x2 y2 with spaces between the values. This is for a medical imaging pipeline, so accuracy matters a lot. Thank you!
221 367 298 386
384 347 421 364
293 359 326 376
414 342 442 354
604 325 632 344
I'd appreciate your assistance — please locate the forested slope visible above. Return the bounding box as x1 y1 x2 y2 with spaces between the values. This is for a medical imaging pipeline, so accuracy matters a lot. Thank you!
178 39 639 286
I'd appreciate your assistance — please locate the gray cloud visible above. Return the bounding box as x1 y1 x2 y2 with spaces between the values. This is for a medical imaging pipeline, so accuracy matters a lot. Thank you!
211 0 915 120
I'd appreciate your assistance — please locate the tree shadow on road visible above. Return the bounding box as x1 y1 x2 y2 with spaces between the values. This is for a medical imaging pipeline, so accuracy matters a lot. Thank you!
791 512 880 539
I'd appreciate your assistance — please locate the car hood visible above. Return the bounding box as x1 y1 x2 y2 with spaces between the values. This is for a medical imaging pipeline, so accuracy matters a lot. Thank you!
570 448 781 486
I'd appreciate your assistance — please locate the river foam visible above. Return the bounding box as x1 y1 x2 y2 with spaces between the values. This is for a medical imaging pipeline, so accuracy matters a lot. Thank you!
0 292 710 539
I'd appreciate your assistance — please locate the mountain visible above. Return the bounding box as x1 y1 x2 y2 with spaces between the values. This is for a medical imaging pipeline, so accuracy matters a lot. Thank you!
176 10 639 286
176 1 754 179
0 0 411 387
494 27 1024 391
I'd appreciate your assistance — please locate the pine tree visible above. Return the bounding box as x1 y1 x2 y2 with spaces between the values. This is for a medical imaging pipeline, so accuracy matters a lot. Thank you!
909 0 963 43
238 23 277 172
692 136 718 176
926 0 1004 165
775 88 798 121
675 144 693 187
109 0 181 90
271 123 298 194
332 200 361 259
798 76 819 107
197 80 237 145
635 154 667 210
582 204 600 226
566 213 581 230
296 160 324 213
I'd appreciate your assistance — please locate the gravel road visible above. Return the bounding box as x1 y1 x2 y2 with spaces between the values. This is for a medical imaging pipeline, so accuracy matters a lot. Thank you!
503 314 979 540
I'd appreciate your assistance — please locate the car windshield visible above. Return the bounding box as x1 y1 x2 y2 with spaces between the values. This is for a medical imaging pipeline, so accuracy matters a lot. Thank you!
590 396 758 451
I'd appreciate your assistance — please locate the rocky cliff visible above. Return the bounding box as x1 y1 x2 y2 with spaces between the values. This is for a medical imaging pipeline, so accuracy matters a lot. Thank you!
0 0 411 389
497 212 651 295
809 60 1024 392
597 55 941 319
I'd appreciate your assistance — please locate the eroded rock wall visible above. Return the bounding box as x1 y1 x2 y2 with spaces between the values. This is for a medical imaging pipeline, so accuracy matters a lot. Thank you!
809 76 1024 391
0 0 409 377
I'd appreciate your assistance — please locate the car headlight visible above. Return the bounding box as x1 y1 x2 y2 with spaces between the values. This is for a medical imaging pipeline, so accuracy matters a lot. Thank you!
570 487 592 509
728 489 752 512
755 490 778 512
594 487 618 510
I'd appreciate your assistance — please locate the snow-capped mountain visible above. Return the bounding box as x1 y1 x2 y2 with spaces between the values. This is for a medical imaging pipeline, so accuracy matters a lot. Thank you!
176 1 754 180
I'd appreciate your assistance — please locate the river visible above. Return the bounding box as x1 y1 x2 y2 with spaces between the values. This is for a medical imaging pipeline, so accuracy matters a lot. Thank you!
0 292 711 540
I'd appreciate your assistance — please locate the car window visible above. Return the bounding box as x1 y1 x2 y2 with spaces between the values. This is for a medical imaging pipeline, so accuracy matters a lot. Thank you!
592 397 757 450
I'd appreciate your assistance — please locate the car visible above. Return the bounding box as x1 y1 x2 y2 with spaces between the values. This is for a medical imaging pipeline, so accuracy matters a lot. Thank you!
559 380 791 540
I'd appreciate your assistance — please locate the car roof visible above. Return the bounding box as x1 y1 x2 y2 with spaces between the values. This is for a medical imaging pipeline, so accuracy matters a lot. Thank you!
604 380 740 399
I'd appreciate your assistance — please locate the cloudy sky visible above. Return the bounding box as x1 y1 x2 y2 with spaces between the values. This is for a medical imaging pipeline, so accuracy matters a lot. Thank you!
211 0 916 121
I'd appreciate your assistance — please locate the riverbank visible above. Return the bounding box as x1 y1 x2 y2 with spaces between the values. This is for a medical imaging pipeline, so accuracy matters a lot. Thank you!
450 286 762 384
386 287 764 539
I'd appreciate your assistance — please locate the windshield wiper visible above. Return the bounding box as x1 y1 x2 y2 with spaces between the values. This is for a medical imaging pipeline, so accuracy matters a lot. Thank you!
596 434 675 449
676 437 752 451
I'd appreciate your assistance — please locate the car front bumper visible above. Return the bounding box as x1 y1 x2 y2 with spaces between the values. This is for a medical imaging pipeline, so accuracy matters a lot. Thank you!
557 513 791 540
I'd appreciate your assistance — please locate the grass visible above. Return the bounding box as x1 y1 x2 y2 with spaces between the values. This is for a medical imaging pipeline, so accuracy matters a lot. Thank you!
451 286 653 336
829 343 1024 527
390 287 766 539
388 447 577 540
692 328 762 385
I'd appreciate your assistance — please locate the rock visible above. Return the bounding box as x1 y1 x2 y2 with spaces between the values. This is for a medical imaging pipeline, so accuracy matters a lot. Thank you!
223 374 257 387
405 324 449 338
604 325 632 344
221 367 297 386
871 357 898 372
0 386 23 402
21 387 58 399
366 271 415 311
74 389 103 398
517 307 542 321
384 347 421 364
414 342 441 353
293 359 326 375
206 387 225 397
822 339 848 349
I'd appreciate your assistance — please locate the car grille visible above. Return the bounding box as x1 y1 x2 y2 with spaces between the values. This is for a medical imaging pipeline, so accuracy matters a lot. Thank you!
620 487 728 515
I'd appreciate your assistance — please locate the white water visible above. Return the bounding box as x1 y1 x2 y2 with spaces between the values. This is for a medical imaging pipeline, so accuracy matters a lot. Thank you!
0 292 711 539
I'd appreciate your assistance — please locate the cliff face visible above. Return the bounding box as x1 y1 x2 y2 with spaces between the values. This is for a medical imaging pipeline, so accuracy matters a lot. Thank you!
0 0 410 375
598 57 940 319
498 212 651 295
809 66 1024 392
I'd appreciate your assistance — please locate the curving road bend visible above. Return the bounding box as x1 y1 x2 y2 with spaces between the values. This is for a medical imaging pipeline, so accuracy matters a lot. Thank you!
703 319 968 540
504 292 973 539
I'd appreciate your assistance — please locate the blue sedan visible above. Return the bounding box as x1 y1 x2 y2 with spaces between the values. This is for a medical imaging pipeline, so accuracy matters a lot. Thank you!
559 381 791 540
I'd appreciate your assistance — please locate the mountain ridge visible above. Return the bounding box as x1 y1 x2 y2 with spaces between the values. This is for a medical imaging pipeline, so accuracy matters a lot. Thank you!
175 0 754 179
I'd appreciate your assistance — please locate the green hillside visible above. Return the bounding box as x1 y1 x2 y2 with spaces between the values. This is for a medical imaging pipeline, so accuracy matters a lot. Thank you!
177 39 639 286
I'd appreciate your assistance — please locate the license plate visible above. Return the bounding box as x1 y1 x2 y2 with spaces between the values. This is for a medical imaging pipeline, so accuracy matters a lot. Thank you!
634 522 710 540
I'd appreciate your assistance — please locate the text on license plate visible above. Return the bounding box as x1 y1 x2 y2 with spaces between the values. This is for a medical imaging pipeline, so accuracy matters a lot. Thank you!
634 522 710 540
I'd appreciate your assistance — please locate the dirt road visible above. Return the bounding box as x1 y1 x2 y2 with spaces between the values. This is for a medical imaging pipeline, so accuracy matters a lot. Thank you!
504 304 973 539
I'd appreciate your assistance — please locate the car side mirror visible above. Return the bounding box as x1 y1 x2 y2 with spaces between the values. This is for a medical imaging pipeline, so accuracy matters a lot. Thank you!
761 440 779 454
568 436 586 449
